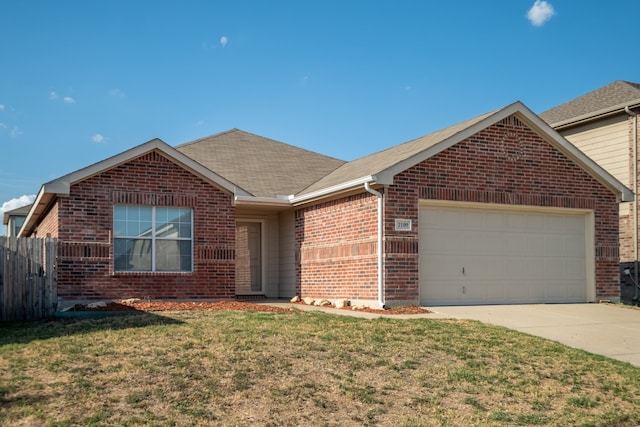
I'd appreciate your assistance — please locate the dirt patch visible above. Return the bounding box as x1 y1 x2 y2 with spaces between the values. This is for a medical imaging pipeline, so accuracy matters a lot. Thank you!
68 300 430 315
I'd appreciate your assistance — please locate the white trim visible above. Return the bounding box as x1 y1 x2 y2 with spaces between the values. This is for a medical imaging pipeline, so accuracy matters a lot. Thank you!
289 175 377 205
234 195 291 207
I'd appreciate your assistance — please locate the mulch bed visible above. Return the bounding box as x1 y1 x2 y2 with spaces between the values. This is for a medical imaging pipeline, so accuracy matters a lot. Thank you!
67 300 431 315
67 301 291 313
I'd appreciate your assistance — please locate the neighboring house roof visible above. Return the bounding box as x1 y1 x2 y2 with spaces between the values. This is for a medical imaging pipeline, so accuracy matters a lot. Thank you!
540 80 640 128
175 129 345 198
2 203 32 225
21 138 249 236
292 101 634 204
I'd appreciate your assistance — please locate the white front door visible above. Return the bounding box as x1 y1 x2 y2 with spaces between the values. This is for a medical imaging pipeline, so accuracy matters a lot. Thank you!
236 222 263 294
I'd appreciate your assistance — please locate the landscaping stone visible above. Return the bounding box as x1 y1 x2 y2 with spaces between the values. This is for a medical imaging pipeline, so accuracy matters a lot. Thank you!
335 299 349 309
86 301 107 308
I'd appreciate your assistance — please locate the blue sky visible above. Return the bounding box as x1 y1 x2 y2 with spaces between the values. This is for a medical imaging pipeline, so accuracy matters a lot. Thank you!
1 0 638 229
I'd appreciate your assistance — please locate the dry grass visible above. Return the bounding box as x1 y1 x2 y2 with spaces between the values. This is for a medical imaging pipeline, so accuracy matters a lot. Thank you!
1 308 640 426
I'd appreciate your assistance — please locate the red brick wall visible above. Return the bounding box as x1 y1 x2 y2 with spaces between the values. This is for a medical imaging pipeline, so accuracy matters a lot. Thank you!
296 114 621 304
50 150 236 301
33 201 60 238
295 192 379 301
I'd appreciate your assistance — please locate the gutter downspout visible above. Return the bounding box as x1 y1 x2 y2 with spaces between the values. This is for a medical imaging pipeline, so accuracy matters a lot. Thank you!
626 106 638 300
364 181 386 309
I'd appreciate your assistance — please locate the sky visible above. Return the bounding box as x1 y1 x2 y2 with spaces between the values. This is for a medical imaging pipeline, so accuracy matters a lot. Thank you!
1 0 639 232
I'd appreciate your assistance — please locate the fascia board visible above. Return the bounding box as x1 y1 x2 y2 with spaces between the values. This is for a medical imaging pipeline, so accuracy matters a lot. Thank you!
234 195 291 207
289 175 377 205
19 186 52 237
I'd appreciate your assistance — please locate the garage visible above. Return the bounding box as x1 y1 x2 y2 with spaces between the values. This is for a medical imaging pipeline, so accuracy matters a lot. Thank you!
419 202 594 306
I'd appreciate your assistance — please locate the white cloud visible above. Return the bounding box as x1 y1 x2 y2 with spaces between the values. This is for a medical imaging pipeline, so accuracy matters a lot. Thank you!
91 133 106 143
10 126 21 138
1 194 36 227
109 88 125 97
0 104 5 111
63 96 76 104
527 0 555 26
220 36 228 47
0 123 6 129
195 120 205 127
49 91 58 100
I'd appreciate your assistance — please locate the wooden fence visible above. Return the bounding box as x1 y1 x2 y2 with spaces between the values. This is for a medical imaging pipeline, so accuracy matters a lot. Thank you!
0 237 57 321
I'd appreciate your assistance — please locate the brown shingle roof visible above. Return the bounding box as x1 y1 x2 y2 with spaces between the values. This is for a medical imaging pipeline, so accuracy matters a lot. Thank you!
175 129 345 198
297 110 496 196
540 80 640 126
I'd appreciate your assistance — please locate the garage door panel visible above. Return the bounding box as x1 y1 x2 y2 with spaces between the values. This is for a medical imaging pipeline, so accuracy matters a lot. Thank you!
565 236 585 254
420 205 589 306
422 256 462 276
545 235 568 256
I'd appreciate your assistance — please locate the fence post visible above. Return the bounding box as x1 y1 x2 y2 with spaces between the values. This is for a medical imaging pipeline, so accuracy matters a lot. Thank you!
45 238 58 317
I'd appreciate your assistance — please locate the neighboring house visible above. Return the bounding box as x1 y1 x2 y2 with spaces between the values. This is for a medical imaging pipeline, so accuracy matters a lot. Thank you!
540 80 640 301
19 101 632 307
2 204 32 237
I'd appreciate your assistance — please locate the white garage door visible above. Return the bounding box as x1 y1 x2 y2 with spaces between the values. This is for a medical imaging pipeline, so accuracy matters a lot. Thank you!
419 203 591 306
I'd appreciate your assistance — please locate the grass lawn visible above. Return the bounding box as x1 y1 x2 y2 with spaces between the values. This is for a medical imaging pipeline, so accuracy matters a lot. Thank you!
1 308 640 426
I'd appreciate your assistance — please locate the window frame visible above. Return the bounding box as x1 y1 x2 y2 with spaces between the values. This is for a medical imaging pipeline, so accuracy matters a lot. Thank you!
113 205 194 273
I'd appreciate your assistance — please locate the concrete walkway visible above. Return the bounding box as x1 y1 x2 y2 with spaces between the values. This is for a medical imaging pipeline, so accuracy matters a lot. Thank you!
425 303 640 367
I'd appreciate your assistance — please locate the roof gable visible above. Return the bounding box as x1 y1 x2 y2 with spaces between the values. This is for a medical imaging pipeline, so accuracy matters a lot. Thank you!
297 110 496 197
293 101 633 204
21 138 247 236
540 80 640 127
176 129 345 198
2 203 32 225
43 138 247 196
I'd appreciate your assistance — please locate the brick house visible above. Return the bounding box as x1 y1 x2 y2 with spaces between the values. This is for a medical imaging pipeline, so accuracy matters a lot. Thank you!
540 81 640 302
20 101 632 307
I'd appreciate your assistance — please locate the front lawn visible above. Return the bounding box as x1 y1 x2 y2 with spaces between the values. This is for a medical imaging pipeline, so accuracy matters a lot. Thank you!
1 308 639 426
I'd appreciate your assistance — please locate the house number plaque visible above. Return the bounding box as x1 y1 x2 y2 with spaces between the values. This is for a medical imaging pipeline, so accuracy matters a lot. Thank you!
395 219 412 231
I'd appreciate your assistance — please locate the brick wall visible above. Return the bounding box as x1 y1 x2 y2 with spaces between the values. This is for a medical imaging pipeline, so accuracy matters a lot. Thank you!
296 114 621 304
295 192 379 301
48 150 236 301
33 201 59 238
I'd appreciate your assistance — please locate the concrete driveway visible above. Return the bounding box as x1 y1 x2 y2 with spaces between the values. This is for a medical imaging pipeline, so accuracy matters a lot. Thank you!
425 303 640 367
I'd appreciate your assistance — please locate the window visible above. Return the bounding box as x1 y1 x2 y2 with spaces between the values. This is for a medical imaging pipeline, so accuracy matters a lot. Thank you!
11 216 25 237
114 206 193 272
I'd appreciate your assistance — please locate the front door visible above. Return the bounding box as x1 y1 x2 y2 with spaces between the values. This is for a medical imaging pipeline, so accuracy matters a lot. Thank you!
235 222 262 294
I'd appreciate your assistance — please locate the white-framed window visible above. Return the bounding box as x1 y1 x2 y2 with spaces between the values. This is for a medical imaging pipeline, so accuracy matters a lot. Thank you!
113 206 193 272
